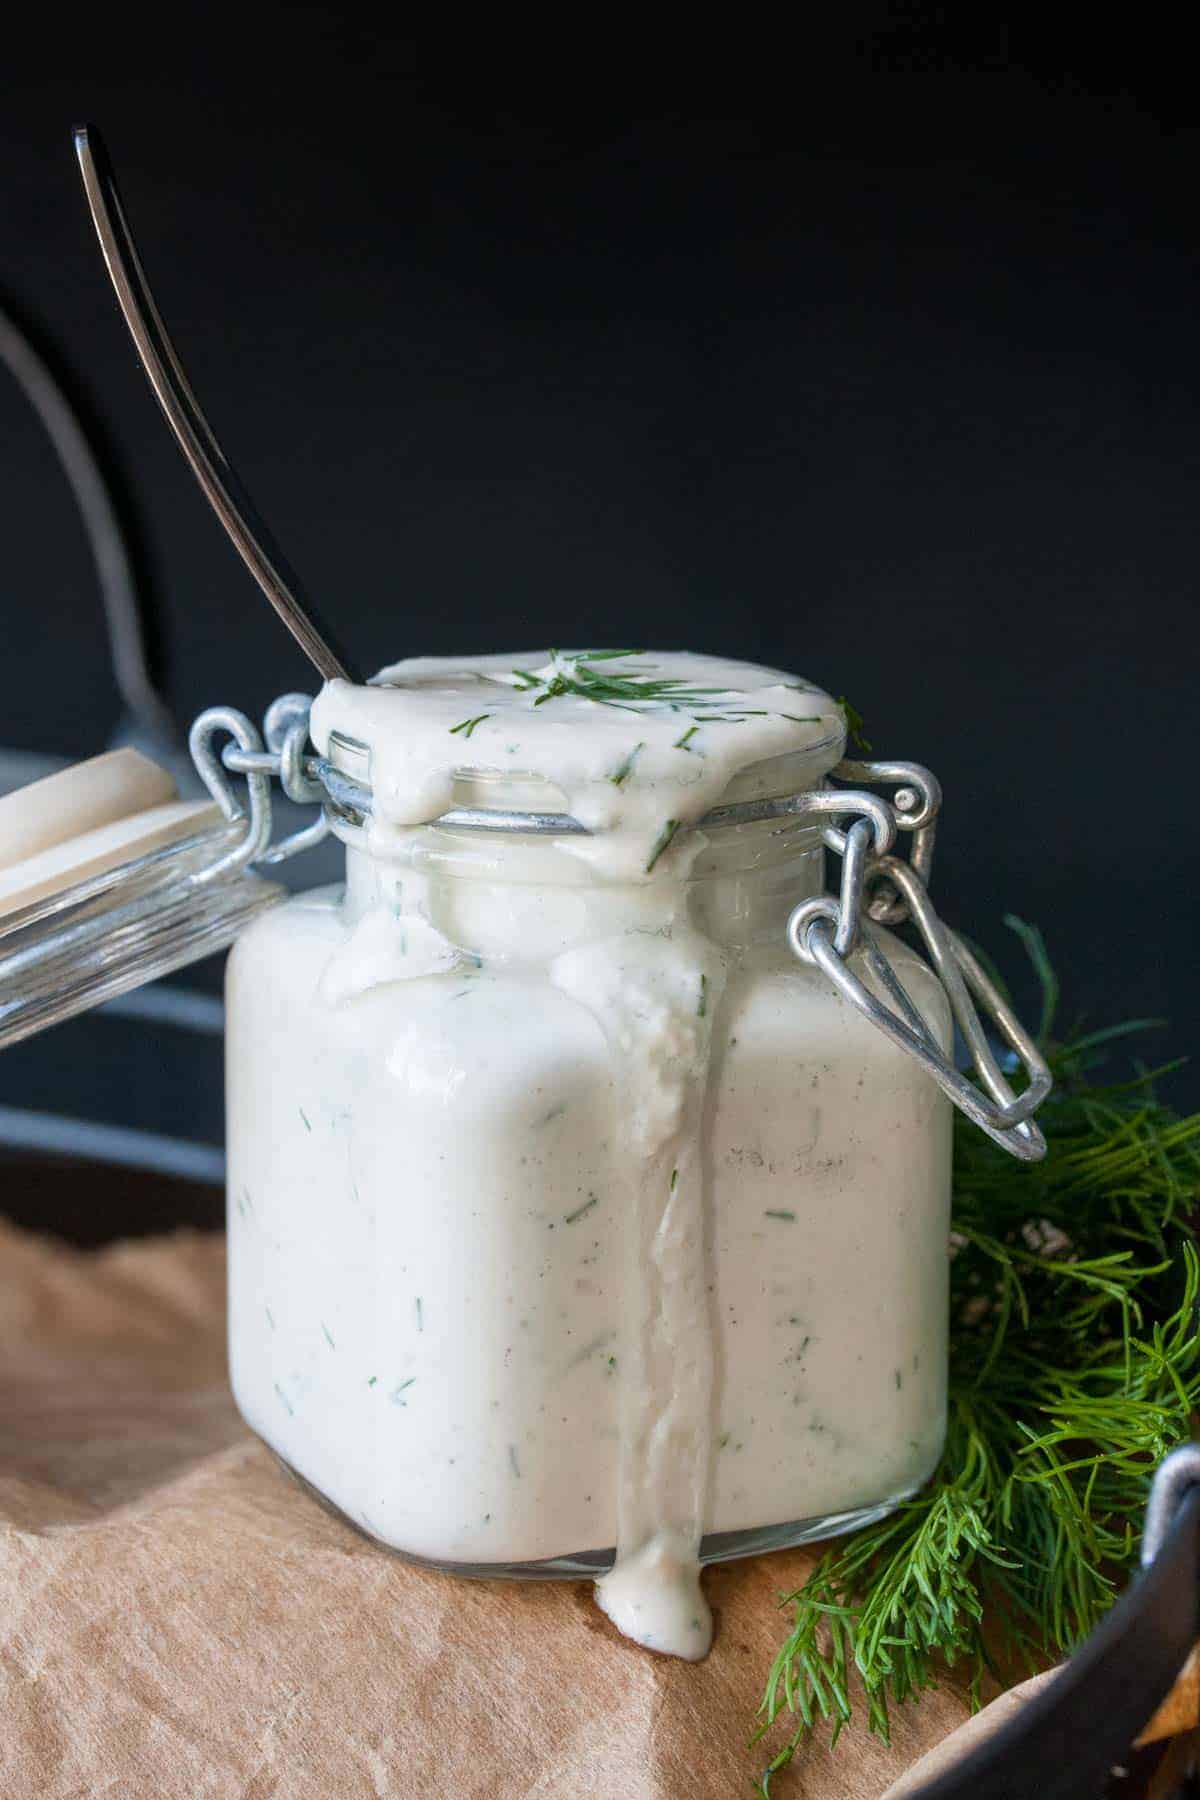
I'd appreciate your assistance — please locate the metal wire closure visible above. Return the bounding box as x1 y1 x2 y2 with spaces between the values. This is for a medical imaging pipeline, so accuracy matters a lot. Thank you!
788 764 1050 1161
191 700 330 871
206 696 1051 1160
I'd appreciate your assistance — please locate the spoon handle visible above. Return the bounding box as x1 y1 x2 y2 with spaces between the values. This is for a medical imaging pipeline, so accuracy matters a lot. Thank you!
73 124 361 687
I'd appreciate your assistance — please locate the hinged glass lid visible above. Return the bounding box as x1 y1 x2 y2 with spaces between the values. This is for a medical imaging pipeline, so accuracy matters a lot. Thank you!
0 742 281 1052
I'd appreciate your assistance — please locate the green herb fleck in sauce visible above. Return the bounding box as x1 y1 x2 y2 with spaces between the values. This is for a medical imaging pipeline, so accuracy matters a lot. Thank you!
449 713 490 738
610 741 646 786
565 1194 599 1225
764 1209 796 1222
690 710 768 722
645 819 681 873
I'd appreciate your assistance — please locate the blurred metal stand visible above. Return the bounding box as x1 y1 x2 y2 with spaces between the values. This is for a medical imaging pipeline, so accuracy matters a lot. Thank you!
0 296 183 785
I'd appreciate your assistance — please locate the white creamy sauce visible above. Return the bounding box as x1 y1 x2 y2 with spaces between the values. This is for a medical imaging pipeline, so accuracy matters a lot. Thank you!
227 653 951 1661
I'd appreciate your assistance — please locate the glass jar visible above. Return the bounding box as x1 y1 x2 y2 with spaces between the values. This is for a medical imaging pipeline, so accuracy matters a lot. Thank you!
0 668 1049 1646
223 728 955 1576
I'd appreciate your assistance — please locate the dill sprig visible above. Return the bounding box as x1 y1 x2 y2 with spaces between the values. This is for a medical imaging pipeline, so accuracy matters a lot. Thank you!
497 652 829 729
506 650 733 713
453 654 849 742
753 922 1200 1793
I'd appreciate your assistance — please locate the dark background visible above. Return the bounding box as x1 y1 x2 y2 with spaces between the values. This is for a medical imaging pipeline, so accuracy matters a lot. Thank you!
1 13 1196 1233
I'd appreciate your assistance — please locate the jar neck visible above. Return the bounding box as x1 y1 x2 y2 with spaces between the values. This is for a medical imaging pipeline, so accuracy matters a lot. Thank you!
339 817 823 960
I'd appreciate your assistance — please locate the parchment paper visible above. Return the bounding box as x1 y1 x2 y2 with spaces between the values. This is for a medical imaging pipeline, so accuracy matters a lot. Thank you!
0 1216 978 1798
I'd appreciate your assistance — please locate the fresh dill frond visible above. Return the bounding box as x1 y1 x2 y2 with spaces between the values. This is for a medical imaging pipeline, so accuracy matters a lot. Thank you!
753 924 1200 1792
486 654 840 740
505 651 732 713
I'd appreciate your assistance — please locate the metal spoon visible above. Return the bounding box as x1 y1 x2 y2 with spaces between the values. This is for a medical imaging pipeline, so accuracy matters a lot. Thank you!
73 124 361 686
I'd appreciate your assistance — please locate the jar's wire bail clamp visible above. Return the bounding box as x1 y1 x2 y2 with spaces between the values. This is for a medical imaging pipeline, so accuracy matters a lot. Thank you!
208 696 1052 1164
789 758 1051 1162
191 694 330 872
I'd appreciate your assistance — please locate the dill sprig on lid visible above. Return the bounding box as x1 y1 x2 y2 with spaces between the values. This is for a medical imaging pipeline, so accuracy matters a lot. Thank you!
505 650 736 713
752 921 1200 1792
447 653 846 741
496 652 832 722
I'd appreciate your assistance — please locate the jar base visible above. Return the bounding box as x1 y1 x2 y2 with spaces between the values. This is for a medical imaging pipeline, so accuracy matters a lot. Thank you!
270 1448 918 1580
